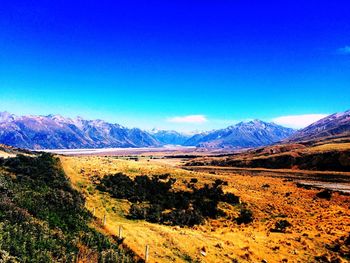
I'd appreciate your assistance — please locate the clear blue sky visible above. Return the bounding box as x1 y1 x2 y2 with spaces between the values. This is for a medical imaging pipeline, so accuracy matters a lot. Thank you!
0 1 349 131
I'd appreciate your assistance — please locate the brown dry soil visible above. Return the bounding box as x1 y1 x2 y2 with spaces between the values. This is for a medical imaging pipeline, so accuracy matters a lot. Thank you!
60 155 350 263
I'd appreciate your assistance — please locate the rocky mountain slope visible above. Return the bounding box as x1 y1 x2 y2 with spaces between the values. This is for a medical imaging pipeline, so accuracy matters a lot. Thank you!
185 120 295 148
288 109 350 142
150 129 191 145
183 131 211 146
0 112 159 149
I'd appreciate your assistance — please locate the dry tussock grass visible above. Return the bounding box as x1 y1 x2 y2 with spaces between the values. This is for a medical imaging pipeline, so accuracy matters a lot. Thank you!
61 156 350 263
0 150 15 158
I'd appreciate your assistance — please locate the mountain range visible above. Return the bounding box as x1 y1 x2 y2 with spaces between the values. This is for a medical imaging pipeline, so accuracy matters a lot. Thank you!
185 120 295 148
0 112 159 149
0 110 349 150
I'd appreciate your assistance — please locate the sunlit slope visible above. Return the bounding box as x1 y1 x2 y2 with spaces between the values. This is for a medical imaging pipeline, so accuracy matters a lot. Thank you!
186 141 350 172
0 154 135 262
61 156 350 263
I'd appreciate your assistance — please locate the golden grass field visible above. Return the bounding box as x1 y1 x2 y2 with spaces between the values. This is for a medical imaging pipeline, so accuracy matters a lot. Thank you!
0 151 15 158
60 155 350 263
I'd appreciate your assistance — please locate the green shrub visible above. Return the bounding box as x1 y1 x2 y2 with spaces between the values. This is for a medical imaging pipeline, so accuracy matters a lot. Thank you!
98 173 240 226
270 220 292 233
316 189 332 200
236 208 254 224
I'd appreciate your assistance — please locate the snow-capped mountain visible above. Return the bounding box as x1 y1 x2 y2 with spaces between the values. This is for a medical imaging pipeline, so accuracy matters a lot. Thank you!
184 120 295 148
0 112 300 150
0 112 159 149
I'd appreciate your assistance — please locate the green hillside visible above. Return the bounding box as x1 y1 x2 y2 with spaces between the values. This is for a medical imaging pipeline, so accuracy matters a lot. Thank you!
0 153 135 262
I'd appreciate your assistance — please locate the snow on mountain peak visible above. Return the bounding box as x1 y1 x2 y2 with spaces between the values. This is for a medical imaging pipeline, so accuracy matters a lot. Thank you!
0 112 16 123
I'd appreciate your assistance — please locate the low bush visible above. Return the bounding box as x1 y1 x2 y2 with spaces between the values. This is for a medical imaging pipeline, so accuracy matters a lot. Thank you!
98 173 240 227
316 189 332 200
270 220 292 233
190 178 198 183
236 208 254 224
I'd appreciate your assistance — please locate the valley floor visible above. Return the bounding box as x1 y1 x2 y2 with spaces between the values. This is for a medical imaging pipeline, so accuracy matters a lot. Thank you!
183 166 350 193
43 146 198 156
60 155 350 263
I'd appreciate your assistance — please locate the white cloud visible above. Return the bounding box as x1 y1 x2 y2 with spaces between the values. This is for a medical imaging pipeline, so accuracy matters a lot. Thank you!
272 114 328 129
337 46 350 55
167 115 207 124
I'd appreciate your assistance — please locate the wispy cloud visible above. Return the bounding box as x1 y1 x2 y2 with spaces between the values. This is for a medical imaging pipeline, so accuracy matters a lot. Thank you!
167 115 207 124
272 114 328 129
337 46 350 55
210 118 239 127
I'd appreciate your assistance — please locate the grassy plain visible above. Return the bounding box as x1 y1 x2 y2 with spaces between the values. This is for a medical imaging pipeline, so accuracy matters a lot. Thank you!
60 155 350 263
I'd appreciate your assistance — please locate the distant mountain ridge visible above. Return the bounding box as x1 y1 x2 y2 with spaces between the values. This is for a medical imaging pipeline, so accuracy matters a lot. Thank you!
0 112 159 149
185 120 295 148
150 129 191 145
183 131 212 146
287 109 350 142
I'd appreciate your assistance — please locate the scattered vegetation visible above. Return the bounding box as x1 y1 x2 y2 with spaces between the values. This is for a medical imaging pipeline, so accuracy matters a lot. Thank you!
0 154 135 262
270 220 292 233
236 207 254 224
324 232 350 260
97 173 241 226
190 178 198 183
59 155 350 263
316 189 333 200
186 144 350 172
296 182 312 189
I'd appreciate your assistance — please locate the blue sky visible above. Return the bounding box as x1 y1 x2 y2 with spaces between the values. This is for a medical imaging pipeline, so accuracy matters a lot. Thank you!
0 1 349 132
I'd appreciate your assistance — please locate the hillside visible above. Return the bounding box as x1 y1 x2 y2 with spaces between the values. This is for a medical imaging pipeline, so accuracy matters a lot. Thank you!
0 112 159 150
0 153 135 262
185 120 295 148
186 141 350 172
288 109 350 142
0 143 34 158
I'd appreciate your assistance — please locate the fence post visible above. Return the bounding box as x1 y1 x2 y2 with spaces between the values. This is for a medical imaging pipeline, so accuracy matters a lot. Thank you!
103 214 106 226
118 225 123 239
145 245 150 262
